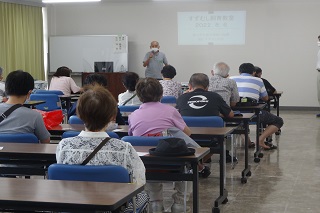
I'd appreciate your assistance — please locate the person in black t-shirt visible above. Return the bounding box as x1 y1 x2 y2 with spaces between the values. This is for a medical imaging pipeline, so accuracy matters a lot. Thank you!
176 73 234 118
254 66 277 96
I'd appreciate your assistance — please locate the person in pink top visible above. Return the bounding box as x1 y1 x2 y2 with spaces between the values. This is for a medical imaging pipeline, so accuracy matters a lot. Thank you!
49 66 81 95
128 78 209 213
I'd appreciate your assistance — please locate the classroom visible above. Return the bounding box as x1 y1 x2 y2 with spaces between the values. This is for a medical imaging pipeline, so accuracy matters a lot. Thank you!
0 0 320 213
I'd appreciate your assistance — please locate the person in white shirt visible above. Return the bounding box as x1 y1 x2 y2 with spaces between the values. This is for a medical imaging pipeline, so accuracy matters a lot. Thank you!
118 72 142 106
317 35 320 117
56 85 148 212
49 66 81 96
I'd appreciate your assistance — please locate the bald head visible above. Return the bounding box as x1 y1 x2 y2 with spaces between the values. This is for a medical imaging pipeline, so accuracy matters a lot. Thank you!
150 41 159 48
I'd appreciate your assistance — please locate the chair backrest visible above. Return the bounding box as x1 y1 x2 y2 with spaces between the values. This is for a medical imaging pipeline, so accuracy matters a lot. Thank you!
35 90 64 95
0 133 39 143
29 94 61 111
160 96 177 104
48 164 130 183
182 116 224 127
121 136 171 146
118 105 140 113
68 115 84 124
62 131 120 139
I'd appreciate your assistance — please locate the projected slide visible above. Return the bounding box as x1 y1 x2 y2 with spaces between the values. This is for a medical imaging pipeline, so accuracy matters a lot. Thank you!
178 11 246 45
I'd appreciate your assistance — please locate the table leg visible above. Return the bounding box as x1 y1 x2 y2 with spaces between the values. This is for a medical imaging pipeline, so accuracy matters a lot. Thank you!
192 162 199 213
254 110 263 163
241 121 251 183
212 138 228 213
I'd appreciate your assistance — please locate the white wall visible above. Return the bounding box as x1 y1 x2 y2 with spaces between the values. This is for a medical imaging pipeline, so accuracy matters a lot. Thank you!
46 0 320 107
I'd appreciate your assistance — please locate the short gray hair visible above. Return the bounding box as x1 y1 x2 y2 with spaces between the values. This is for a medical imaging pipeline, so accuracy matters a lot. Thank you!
213 62 230 77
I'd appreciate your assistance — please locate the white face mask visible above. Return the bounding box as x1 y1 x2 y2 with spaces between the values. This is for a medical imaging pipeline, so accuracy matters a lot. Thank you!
151 48 159 53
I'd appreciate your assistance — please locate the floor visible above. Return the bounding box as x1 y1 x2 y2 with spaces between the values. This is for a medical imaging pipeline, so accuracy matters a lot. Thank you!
162 110 320 213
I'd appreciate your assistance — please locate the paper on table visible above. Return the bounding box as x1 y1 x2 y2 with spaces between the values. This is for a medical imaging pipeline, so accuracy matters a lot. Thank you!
137 152 148 156
0 147 3 150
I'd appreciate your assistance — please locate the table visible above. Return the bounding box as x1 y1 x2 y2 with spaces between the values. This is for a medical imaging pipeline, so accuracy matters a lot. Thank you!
224 113 255 183
0 177 143 212
23 100 46 108
9 125 236 213
269 91 283 117
232 103 267 163
0 143 209 213
59 94 80 112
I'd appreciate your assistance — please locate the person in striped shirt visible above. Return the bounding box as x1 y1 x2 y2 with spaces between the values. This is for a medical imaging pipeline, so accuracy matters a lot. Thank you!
230 63 283 150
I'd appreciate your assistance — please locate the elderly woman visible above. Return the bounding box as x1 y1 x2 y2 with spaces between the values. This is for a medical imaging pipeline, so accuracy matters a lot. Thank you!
159 65 182 99
56 85 148 212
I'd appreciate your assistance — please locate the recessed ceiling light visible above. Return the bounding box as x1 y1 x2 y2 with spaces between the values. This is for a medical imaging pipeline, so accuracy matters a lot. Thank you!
42 0 101 3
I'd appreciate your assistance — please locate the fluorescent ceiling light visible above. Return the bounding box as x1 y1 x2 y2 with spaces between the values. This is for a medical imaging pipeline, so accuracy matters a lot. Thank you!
42 0 101 3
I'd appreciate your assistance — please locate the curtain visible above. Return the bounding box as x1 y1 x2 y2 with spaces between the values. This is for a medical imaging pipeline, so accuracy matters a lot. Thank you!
0 2 44 80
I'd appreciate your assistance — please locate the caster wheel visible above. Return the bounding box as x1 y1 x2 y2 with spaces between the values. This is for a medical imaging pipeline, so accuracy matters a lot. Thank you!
258 153 264 158
213 208 220 213
222 198 228 204
254 158 260 163
241 177 247 184
246 171 252 176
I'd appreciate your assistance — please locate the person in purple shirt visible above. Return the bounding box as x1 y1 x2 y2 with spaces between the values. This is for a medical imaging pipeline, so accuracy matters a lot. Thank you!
128 78 209 213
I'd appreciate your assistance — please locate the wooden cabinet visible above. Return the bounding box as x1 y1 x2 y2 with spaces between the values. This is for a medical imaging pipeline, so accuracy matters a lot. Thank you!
82 72 126 101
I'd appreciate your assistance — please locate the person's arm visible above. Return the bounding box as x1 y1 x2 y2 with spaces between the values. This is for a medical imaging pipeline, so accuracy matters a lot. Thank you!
230 80 240 107
40 138 50 144
163 54 168 66
126 143 146 185
69 78 81 93
34 112 51 144
143 52 153 67
183 125 192 136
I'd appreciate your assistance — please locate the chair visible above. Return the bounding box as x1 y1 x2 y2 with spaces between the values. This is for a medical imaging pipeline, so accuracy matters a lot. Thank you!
0 133 39 143
48 164 130 182
121 136 171 146
62 131 120 139
68 115 84 124
0 134 46 177
48 164 147 212
118 105 140 113
35 90 64 95
182 116 225 151
29 94 62 111
160 96 177 104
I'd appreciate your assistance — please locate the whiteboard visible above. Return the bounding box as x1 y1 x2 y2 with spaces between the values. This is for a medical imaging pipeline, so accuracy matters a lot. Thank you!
49 35 128 73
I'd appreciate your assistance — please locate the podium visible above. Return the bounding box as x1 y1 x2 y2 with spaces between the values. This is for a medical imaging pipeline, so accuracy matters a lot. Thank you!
82 72 126 101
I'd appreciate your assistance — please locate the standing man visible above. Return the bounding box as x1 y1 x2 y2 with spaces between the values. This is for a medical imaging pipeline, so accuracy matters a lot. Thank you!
143 41 168 79
317 35 320 117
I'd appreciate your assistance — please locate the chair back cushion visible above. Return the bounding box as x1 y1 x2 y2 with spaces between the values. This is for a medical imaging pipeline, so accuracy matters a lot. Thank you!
48 164 130 183
182 116 224 127
35 90 64 95
121 136 171 146
68 115 84 124
118 105 140 113
0 133 39 143
62 131 119 139
29 94 61 111
160 96 177 104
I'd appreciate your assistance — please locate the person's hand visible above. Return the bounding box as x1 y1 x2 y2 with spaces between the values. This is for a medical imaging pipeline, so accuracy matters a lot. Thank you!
149 52 154 59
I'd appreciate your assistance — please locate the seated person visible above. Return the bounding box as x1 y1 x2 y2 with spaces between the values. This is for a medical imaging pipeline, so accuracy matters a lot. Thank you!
0 70 50 143
56 85 148 212
176 73 235 162
67 73 125 125
208 62 240 107
254 66 277 96
0 67 6 102
128 77 205 213
118 71 142 106
49 66 81 95
159 65 182 99
230 63 284 149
